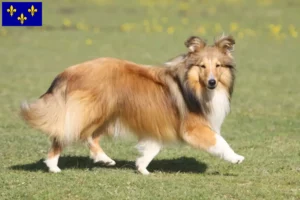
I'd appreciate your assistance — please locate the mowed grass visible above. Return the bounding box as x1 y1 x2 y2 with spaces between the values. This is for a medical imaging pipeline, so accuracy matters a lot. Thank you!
1 0 300 199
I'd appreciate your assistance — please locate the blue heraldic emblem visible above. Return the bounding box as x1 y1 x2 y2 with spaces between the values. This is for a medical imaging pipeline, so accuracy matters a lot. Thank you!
2 2 42 26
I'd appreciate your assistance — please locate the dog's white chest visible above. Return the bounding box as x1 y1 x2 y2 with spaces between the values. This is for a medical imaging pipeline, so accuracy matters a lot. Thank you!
207 89 230 134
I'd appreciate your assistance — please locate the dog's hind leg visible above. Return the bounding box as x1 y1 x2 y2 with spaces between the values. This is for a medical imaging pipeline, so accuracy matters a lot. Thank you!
183 116 244 164
136 140 162 175
44 138 63 173
88 135 116 166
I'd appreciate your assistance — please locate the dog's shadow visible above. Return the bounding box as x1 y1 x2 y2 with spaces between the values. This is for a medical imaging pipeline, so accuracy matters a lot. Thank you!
9 156 207 174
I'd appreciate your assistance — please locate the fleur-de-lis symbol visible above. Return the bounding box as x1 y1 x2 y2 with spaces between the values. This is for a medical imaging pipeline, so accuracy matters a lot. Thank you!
17 13 27 24
28 5 38 16
7 5 17 16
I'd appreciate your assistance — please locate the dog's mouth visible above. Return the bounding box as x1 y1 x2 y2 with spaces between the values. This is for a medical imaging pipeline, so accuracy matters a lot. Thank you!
207 85 216 90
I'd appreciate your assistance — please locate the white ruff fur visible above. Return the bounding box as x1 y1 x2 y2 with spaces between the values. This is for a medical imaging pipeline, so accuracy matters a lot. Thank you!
205 88 244 164
206 88 230 134
136 140 162 175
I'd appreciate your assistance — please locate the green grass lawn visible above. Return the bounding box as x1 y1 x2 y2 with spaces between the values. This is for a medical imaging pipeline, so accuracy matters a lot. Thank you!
1 0 300 199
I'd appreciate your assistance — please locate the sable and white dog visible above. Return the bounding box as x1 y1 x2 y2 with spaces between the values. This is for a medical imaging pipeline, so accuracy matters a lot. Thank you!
20 35 244 174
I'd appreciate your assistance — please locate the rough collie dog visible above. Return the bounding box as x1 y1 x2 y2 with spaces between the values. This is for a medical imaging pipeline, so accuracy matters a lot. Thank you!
20 35 244 174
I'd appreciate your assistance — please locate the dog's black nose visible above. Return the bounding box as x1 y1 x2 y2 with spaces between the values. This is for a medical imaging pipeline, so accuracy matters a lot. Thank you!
208 79 216 87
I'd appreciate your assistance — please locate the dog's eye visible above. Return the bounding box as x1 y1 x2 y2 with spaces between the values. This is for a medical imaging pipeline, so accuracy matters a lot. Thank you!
187 63 194 68
200 65 206 68
216 64 221 67
224 64 234 68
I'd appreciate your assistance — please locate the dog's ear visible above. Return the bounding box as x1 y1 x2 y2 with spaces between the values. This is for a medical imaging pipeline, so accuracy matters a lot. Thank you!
214 35 235 54
185 36 206 53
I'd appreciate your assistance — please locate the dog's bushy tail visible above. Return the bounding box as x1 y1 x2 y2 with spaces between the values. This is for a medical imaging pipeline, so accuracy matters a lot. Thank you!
20 92 66 144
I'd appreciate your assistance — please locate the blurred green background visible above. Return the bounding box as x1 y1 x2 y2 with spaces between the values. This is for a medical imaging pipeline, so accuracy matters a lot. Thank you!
0 0 299 199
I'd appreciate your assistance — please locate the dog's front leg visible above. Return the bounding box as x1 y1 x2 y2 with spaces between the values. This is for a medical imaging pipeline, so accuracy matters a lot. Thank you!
182 115 244 164
206 134 244 164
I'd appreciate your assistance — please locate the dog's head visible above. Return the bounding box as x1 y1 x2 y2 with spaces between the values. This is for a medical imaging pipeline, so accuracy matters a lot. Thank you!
166 35 236 92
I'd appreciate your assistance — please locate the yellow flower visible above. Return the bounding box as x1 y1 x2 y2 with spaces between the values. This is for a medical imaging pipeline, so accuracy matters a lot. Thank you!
230 22 239 32
289 25 298 38
76 22 89 31
120 23 135 32
167 26 175 35
63 18 72 27
85 39 93 45
269 24 281 34
268 24 282 39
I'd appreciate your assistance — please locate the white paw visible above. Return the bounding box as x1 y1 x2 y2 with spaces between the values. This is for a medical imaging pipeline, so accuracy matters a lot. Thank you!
137 167 150 175
226 153 245 164
44 156 61 173
93 153 116 166
136 159 151 175
49 166 61 173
